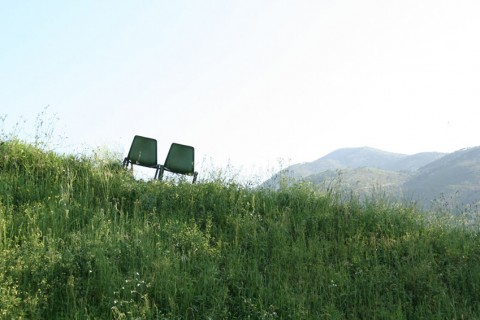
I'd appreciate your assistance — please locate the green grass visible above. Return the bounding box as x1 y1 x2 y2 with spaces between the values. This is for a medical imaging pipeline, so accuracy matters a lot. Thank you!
1 139 480 319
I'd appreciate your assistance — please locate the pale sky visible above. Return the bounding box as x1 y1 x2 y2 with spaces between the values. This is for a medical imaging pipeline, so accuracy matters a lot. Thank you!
1 1 479 180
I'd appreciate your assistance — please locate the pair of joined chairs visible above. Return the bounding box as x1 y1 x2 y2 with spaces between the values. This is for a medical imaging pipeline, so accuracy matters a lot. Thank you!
122 135 198 183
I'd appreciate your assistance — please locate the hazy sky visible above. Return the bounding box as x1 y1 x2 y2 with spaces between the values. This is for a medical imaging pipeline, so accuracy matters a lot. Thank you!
1 1 479 178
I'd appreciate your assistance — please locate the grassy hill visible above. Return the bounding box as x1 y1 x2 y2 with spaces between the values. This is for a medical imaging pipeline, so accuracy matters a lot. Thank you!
1 140 480 319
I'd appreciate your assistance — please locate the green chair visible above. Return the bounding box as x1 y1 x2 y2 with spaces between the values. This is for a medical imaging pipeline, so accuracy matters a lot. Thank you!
123 135 160 178
158 143 198 183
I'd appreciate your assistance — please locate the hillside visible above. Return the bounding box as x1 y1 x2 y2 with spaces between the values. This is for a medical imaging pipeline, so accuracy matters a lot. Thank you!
263 146 480 209
305 167 411 195
1 140 480 319
283 147 445 179
404 147 480 209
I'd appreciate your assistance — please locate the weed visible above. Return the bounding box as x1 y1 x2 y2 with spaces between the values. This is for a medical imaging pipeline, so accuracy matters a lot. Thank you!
1 139 480 318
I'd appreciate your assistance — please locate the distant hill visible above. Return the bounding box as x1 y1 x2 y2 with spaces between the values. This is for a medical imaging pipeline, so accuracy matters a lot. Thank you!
263 146 480 210
279 147 444 179
404 147 480 209
262 147 444 187
305 167 411 195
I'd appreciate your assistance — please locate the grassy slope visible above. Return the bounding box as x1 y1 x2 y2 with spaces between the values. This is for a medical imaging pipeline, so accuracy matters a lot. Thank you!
1 140 480 319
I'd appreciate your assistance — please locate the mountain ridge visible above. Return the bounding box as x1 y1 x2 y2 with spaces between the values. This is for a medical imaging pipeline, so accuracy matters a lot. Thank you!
263 146 480 210
287 147 445 177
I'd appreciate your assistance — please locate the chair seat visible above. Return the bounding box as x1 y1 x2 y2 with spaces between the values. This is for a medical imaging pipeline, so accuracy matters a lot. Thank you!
158 143 198 183
123 135 160 178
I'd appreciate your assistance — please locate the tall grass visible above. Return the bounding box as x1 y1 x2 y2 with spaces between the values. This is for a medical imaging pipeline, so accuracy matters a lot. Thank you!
1 139 480 319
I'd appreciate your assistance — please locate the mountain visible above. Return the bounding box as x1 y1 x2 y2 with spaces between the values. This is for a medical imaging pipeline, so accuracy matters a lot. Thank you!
263 146 480 211
263 147 444 188
305 167 411 195
281 147 445 178
404 147 480 209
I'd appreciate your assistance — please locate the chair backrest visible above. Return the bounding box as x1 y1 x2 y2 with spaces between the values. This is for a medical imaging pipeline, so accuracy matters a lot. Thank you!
164 143 195 174
126 135 158 168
